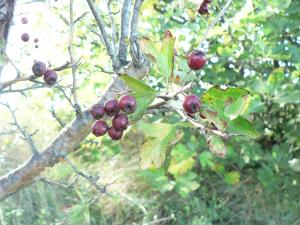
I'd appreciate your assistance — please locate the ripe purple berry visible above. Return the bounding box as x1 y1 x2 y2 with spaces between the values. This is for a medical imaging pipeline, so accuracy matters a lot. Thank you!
183 95 201 114
21 33 30 42
92 120 108 137
118 95 137 113
90 104 105 120
43 70 57 85
187 50 206 70
198 3 209 15
108 126 123 140
32 61 46 77
34 38 39 43
104 99 120 117
21 17 28 24
112 114 129 131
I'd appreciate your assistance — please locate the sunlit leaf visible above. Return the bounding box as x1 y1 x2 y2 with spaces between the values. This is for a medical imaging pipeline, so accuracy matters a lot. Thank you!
226 116 260 138
121 75 156 121
207 135 227 158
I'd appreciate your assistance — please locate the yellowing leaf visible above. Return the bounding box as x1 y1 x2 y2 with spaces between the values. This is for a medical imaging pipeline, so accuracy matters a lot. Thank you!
207 135 227 158
168 157 195 176
224 171 240 185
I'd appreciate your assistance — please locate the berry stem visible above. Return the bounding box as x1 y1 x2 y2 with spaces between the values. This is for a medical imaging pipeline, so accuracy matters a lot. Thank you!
197 0 234 49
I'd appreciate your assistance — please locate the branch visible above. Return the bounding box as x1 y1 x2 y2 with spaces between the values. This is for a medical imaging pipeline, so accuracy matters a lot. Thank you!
86 0 119 69
0 75 35 90
69 0 82 116
0 61 77 92
106 0 117 45
118 0 132 65
0 76 125 201
130 0 143 39
176 109 242 138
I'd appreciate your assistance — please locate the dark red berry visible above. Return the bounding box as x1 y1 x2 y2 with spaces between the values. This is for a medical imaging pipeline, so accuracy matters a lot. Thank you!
204 0 212 3
108 126 123 140
183 95 201 114
112 114 129 131
104 99 120 116
187 50 206 70
90 104 105 120
21 33 30 42
92 120 108 137
34 38 39 43
118 95 136 114
32 61 46 77
21 17 28 24
198 4 209 15
43 70 57 85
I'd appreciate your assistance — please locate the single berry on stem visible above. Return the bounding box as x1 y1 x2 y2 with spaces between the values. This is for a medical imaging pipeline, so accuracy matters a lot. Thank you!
108 126 123 140
90 104 105 120
187 50 206 70
21 17 28 24
198 3 209 15
21 33 30 42
112 114 129 131
118 95 137 113
183 95 201 114
43 70 57 85
104 99 120 116
92 120 108 137
32 61 47 77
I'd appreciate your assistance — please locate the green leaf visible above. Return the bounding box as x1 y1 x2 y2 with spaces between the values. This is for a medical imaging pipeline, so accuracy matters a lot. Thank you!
174 172 200 197
199 151 214 169
226 116 260 138
120 75 156 121
141 31 175 81
138 122 175 169
275 91 300 104
224 94 249 120
224 171 240 185
140 168 175 192
200 108 227 131
168 144 195 176
201 86 249 113
158 31 175 81
207 135 227 158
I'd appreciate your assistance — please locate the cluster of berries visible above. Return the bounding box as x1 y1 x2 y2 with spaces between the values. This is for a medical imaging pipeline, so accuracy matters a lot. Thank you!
32 61 58 85
90 95 137 141
198 0 212 15
20 17 39 48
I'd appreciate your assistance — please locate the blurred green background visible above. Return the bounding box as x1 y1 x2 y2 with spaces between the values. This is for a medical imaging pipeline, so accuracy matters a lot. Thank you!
0 0 300 224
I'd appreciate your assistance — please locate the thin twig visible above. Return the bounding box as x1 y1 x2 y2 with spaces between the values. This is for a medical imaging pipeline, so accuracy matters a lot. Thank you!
2 103 38 154
50 107 66 128
197 0 234 49
176 109 242 138
74 12 89 24
86 0 119 68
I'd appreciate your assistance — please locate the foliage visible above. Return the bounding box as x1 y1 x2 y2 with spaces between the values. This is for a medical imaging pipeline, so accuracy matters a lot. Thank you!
0 0 300 224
